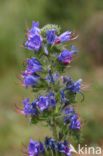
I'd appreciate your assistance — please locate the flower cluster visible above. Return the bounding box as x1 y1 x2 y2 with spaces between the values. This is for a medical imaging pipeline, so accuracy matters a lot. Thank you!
63 108 81 130
60 77 82 104
46 30 75 45
25 21 78 52
18 58 42 88
45 70 58 85
23 91 56 117
45 137 71 156
16 21 87 156
27 137 71 156
23 58 42 88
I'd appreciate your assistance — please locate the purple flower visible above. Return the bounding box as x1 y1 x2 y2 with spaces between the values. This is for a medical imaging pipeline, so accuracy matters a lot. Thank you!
28 139 38 156
23 73 39 89
73 79 82 92
50 139 57 151
56 31 72 44
45 137 56 151
46 29 57 45
38 141 45 153
58 49 72 65
36 91 56 111
23 98 39 117
65 107 74 114
29 21 40 34
25 34 43 51
70 115 81 130
70 45 78 54
22 58 42 88
28 139 45 156
45 70 58 85
57 141 71 156
64 146 71 156
63 77 82 93
25 21 43 51
44 137 71 156
60 89 66 103
62 107 81 130
53 73 59 80
37 95 49 111
47 91 56 108
58 46 78 65
45 137 52 149
60 101 71 114
57 142 65 153
63 108 74 124
26 58 42 73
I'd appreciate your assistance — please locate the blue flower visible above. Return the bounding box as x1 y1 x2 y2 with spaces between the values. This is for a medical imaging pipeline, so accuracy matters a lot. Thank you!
57 141 71 156
64 146 71 156
44 137 71 156
73 79 82 92
28 139 38 156
65 107 74 115
58 46 78 65
61 107 81 130
38 141 45 153
23 98 39 117
60 89 66 103
56 31 72 44
47 91 56 108
25 21 43 51
28 139 45 156
57 142 65 153
63 108 74 124
26 58 42 73
45 137 52 149
63 77 82 93
58 49 72 64
46 29 57 45
70 115 81 130
45 70 58 85
36 91 56 111
37 95 49 111
25 34 43 51
60 101 71 114
23 73 39 89
29 21 40 34
22 57 42 88
45 137 56 151
50 139 57 151
53 73 59 80
70 45 78 54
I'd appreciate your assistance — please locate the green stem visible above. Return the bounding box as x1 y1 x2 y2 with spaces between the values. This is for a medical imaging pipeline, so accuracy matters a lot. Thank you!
50 117 58 140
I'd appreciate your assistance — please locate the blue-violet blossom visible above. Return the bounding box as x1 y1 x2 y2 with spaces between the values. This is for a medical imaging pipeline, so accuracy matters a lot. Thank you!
23 98 39 117
63 77 82 93
46 29 57 45
56 31 72 44
25 21 43 51
58 45 78 65
28 139 45 156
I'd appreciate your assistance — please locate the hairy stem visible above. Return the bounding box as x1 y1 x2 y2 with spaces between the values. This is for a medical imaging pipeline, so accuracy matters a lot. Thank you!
50 117 58 140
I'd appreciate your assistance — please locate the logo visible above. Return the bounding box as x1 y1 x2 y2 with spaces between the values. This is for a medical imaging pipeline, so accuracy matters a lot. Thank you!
70 144 102 155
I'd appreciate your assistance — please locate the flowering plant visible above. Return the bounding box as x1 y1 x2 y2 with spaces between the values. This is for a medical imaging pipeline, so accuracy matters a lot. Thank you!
16 21 87 156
